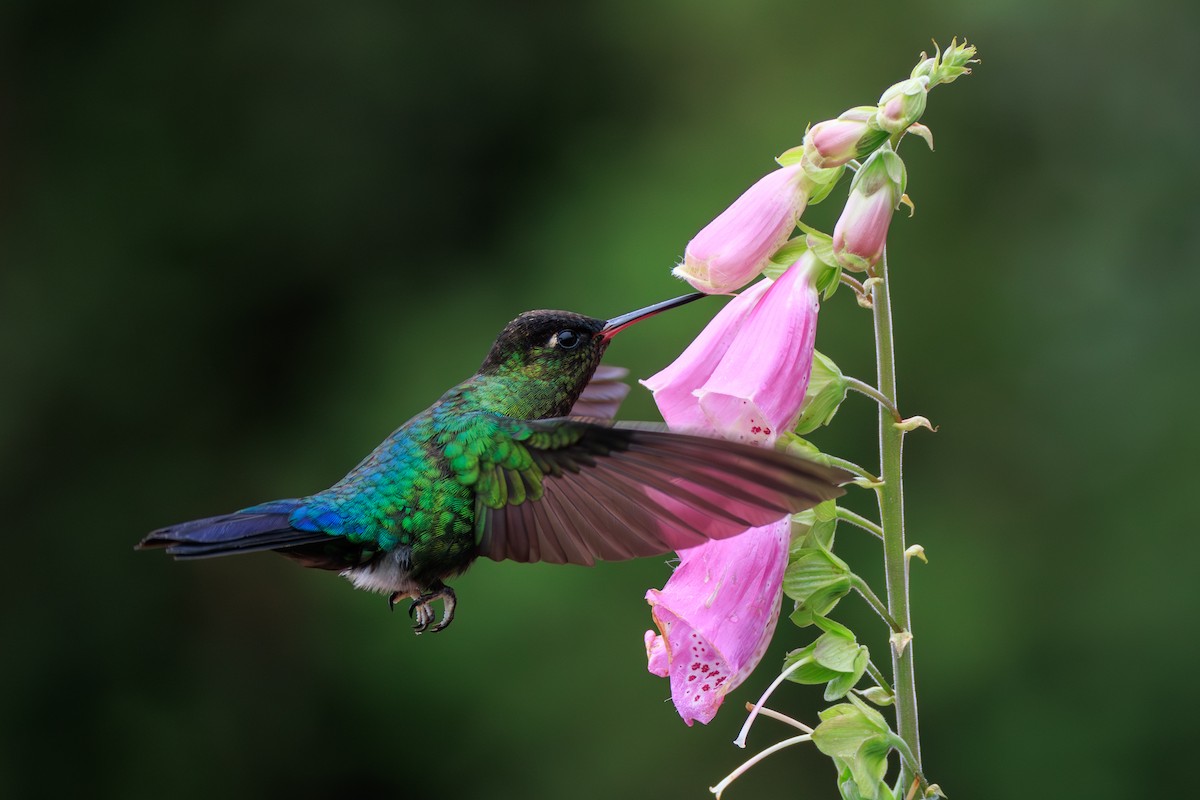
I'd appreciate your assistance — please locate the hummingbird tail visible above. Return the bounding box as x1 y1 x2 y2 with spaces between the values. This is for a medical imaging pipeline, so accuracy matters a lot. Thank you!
137 499 329 559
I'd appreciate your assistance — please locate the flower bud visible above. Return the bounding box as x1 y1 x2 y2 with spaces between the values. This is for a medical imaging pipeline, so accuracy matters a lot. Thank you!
674 165 808 294
803 107 888 170
876 76 929 135
832 150 906 272
910 56 937 81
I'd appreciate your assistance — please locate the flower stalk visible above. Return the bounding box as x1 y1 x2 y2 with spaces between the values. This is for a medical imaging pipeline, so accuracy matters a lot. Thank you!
872 246 922 785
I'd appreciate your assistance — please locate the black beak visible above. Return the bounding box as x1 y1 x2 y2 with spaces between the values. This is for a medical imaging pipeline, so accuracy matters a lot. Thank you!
600 293 706 340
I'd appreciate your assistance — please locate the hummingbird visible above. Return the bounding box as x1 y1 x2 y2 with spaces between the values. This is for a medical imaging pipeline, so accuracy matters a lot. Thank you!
139 293 848 633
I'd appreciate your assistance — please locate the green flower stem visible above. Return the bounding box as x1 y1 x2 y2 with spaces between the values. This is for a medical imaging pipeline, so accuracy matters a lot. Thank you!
846 376 901 421
865 660 895 698
824 455 881 485
872 245 922 785
836 507 884 540
850 574 901 632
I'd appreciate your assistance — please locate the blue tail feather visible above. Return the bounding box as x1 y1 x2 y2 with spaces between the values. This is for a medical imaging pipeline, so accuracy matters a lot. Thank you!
138 498 331 559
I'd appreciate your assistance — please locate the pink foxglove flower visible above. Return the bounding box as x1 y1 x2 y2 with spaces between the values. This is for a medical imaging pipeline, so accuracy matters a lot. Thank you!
642 253 821 725
640 279 773 432
673 165 808 294
694 252 821 447
644 519 791 726
832 149 906 272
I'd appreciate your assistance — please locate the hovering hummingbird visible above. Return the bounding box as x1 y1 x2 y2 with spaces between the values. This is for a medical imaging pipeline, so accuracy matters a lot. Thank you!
139 293 848 633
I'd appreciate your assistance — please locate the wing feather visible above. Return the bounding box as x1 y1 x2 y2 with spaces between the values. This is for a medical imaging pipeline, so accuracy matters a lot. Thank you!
475 416 849 565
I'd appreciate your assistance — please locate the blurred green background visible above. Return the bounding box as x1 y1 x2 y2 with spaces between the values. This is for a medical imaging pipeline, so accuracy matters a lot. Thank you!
3 1 1197 798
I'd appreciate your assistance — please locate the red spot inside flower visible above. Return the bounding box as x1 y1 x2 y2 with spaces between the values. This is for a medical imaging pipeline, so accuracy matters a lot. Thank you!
700 664 710 673
715 676 726 686
764 427 771 435
691 662 701 670
750 426 762 434
688 674 696 682
702 684 711 691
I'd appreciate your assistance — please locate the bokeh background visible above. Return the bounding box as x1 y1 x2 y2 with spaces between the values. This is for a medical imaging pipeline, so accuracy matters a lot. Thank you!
3 1 1197 798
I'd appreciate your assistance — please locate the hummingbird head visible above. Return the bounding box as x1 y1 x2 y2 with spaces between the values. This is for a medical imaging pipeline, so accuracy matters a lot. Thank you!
476 293 705 415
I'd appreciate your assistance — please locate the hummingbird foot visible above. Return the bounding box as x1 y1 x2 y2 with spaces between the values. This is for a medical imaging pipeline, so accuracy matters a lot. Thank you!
407 583 457 634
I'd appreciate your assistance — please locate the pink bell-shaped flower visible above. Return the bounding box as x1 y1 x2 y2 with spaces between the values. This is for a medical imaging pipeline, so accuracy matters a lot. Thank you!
639 278 773 432
694 252 821 447
644 519 791 726
673 165 808 294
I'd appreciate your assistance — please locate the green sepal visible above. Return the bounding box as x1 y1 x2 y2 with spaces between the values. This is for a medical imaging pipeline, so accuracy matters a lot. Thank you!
787 495 847 626
854 127 890 158
789 498 838 554
855 686 895 707
776 142 806 167
812 699 890 760
926 37 978 87
849 735 894 799
785 548 850 623
815 692 897 798
848 149 907 201
803 164 847 206
835 757 897 800
825 648 870 701
812 616 869 699
763 237 810 279
794 350 849 434
776 432 832 467
795 222 842 299
782 624 867 699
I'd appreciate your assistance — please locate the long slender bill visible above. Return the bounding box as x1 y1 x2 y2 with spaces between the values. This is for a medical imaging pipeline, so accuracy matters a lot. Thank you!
600 292 707 340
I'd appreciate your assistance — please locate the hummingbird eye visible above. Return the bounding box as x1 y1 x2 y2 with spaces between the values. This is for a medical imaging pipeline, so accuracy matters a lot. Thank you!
554 329 581 350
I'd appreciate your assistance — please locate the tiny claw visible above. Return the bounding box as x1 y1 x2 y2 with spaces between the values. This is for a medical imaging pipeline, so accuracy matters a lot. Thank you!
406 584 457 635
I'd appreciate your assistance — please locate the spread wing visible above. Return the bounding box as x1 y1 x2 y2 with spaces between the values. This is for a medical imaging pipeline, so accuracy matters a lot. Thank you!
462 415 850 566
567 365 631 420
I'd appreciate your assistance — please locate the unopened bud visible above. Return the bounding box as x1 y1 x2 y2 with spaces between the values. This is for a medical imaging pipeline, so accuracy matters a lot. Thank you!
910 56 936 81
877 76 929 135
832 150 906 272
803 107 888 170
